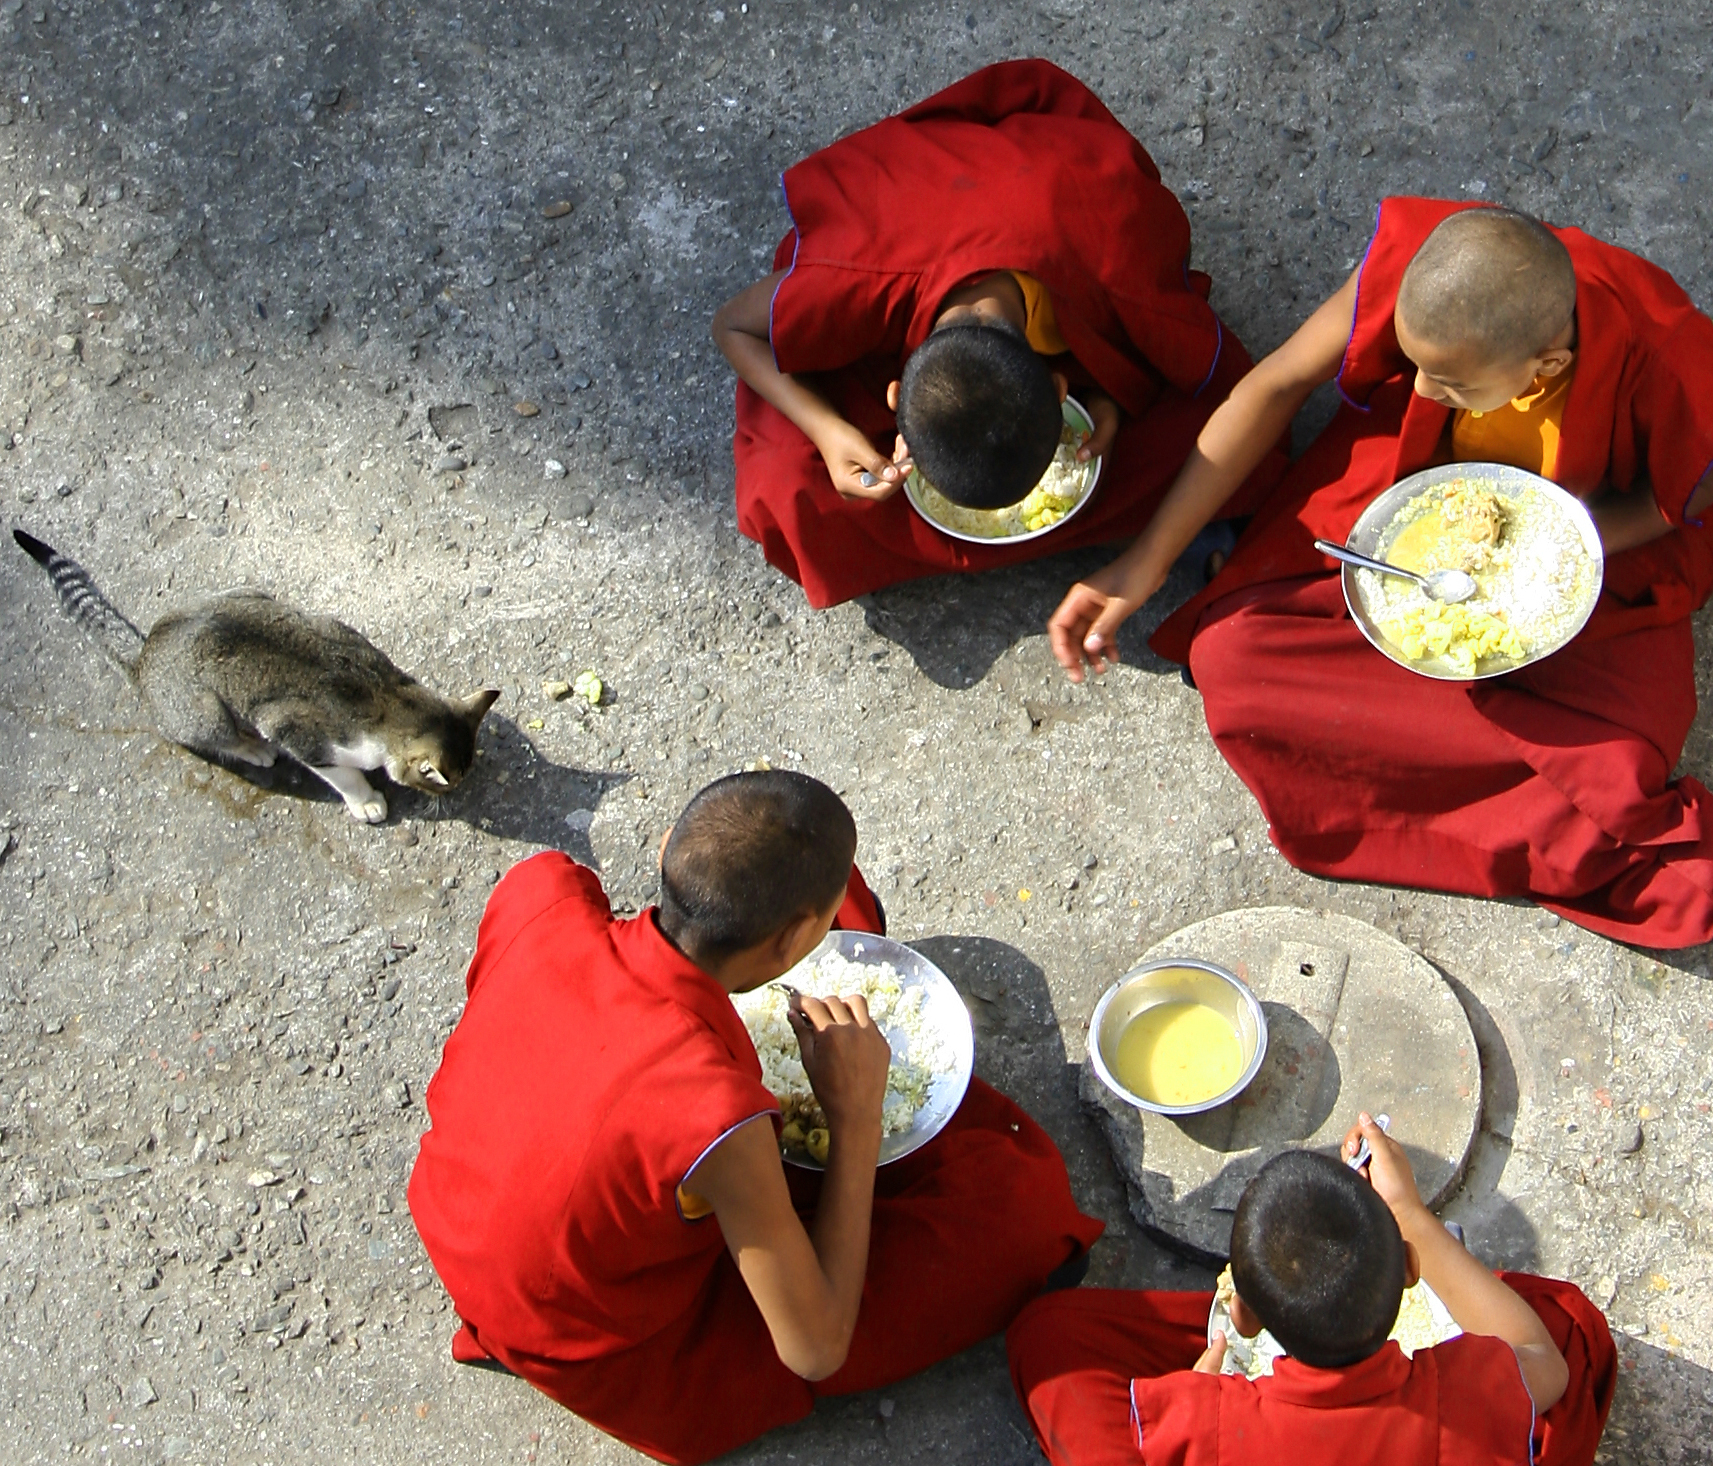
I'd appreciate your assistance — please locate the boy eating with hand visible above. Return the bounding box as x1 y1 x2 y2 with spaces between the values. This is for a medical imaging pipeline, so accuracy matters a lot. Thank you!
1008 1115 1615 1466
409 770 1100 1465
714 59 1284 609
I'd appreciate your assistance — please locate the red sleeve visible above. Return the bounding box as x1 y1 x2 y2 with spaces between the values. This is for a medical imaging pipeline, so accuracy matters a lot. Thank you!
834 863 885 935
1336 197 1489 408
768 249 918 377
465 853 608 998
1632 311 1713 526
1129 1373 1222 1466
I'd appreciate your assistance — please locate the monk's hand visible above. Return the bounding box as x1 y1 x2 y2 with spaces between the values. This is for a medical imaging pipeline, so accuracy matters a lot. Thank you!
1048 556 1160 683
1192 1331 1228 1374
816 419 907 502
1078 392 1121 464
789 992 891 1136
1342 1113 1429 1225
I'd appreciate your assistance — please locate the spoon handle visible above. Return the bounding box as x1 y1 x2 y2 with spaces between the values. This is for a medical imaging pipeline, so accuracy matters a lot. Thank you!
1312 539 1421 585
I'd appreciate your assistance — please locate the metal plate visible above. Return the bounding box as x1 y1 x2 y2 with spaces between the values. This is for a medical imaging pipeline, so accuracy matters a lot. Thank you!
903 394 1103 546
732 930 975 1170
1341 461 1604 681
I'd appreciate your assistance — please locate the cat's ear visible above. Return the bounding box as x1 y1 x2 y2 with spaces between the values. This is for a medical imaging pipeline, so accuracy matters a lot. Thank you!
417 761 452 789
463 688 501 728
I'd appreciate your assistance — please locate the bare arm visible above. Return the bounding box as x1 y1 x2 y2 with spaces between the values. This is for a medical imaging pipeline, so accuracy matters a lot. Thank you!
683 993 889 1380
1048 268 1362 681
1588 464 1713 556
1345 1115 1569 1413
712 272 908 501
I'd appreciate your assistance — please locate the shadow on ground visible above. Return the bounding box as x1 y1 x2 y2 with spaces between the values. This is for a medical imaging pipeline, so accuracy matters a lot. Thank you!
860 545 1213 689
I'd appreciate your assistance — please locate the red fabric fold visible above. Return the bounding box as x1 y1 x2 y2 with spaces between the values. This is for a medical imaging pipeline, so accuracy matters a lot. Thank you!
734 59 1285 608
1151 196 1713 946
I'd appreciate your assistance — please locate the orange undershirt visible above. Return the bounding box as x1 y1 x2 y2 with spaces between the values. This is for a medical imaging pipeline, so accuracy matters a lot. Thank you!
1450 358 1577 479
1010 271 1069 356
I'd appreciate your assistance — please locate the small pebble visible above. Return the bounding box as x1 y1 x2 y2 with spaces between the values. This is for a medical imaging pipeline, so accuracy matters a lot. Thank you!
472 585 493 598
688 683 710 701
1619 1124 1644 1155
514 400 540 418
878 1399 895 1420
543 679 572 701
567 493 594 519
433 453 467 474
544 458 567 478
542 199 573 219
391 827 419 847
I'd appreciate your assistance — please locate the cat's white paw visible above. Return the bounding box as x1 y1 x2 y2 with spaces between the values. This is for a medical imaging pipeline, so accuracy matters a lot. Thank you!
346 791 388 823
230 742 276 768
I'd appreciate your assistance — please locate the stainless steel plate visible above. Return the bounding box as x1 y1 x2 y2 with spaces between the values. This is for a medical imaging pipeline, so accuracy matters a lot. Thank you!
732 930 975 1170
903 394 1102 546
1341 461 1604 681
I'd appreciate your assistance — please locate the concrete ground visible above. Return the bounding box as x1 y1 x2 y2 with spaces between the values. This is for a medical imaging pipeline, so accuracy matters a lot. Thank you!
2 0 1712 1461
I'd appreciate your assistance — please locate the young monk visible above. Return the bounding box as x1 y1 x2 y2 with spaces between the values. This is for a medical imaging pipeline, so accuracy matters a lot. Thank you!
408 770 1101 1465
1050 200 1713 946
713 58 1286 608
1008 1116 1616 1466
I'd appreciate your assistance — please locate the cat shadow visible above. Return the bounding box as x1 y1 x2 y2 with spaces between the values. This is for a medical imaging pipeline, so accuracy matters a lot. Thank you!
857 542 1210 690
193 713 627 858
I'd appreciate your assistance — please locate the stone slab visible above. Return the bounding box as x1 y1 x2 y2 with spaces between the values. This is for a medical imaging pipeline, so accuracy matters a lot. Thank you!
1082 908 1481 1260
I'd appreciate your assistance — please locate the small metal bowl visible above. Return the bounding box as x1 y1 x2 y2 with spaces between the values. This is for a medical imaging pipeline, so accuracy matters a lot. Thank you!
1088 958 1268 1116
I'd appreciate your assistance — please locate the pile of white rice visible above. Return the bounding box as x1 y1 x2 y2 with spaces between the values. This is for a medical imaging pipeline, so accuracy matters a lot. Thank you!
742 949 949 1140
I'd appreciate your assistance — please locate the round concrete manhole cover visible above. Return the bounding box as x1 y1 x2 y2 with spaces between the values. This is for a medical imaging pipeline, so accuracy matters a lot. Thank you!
1081 907 1481 1260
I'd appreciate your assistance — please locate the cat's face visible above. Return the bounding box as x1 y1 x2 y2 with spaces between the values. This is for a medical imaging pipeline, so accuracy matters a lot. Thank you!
388 688 500 794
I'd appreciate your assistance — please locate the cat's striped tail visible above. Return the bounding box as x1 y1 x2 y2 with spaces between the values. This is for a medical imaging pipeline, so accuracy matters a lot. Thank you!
12 529 144 674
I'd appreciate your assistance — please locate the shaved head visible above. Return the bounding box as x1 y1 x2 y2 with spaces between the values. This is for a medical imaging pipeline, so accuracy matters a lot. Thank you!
658 771 856 962
1396 207 1576 363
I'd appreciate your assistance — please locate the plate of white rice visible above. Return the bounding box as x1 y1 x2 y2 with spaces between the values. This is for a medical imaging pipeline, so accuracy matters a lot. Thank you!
732 930 975 1169
903 394 1102 545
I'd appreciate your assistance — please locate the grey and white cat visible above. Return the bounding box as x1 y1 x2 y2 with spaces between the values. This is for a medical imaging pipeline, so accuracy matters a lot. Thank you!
14 529 499 823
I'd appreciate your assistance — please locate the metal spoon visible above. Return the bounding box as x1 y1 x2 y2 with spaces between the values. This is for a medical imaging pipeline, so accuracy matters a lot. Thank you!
1347 1112 1392 1172
1313 539 1477 604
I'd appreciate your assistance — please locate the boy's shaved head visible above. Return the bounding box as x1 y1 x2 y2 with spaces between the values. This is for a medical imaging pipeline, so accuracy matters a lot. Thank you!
897 321 1062 510
1229 1150 1407 1369
658 770 856 962
1396 207 1576 362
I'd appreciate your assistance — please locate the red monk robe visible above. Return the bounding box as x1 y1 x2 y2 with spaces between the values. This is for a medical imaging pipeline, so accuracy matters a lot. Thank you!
1007 1276 1616 1466
1151 196 1713 947
408 851 1102 1466
734 59 1286 608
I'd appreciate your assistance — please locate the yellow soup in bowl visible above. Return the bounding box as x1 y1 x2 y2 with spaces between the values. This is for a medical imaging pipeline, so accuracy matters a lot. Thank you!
1110 1000 1244 1108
